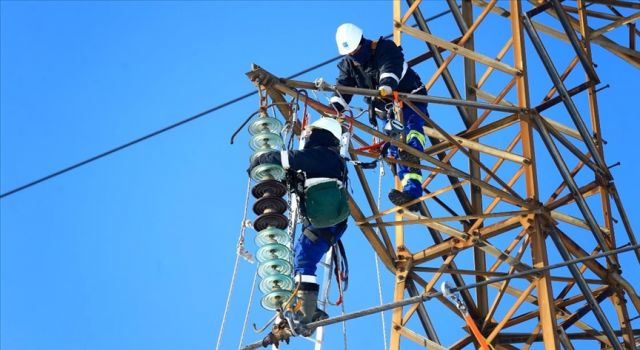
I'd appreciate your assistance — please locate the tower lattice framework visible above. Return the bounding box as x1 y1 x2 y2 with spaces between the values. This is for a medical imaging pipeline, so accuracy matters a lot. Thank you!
246 1 640 349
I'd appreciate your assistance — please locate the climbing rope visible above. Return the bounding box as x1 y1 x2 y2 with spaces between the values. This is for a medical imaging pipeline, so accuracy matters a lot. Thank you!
310 89 369 121
374 161 388 350
322 246 349 349
216 177 253 350
340 294 348 350
238 269 259 350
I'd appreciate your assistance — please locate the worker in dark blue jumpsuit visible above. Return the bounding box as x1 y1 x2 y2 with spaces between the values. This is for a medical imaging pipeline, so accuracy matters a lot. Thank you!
330 23 428 212
249 117 348 326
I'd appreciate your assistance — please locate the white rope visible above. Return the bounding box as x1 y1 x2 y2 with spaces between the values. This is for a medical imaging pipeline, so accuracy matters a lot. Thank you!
340 291 348 350
327 245 349 349
312 89 368 120
315 86 387 349
215 177 253 350
374 162 388 350
237 269 259 350
312 89 344 116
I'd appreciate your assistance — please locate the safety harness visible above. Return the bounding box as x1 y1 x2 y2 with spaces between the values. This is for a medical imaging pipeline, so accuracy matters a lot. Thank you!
281 150 349 229
331 239 349 305
281 149 350 304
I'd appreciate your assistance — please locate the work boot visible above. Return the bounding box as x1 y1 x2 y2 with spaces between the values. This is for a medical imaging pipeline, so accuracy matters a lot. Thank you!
297 282 329 325
389 189 421 212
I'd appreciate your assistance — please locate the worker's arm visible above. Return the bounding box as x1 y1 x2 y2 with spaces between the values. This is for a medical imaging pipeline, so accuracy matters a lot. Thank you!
330 60 356 112
376 40 405 91
248 151 285 174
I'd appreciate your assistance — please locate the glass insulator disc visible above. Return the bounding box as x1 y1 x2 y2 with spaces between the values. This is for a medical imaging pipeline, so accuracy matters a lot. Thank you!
249 117 282 136
255 227 289 246
260 290 292 311
256 243 291 263
249 132 283 152
259 273 294 294
250 163 285 181
257 258 292 278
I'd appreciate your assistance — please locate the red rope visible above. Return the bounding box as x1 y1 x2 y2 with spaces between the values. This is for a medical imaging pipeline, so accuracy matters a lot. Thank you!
354 141 385 152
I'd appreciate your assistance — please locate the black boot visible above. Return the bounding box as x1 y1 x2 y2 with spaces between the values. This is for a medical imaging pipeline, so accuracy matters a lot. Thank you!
388 189 421 212
297 282 329 325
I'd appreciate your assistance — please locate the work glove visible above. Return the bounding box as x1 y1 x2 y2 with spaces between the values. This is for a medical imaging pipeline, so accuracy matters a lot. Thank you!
378 85 393 97
330 101 345 113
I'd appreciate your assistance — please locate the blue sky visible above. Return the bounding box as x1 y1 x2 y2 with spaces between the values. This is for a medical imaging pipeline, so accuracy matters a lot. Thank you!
1 1 639 350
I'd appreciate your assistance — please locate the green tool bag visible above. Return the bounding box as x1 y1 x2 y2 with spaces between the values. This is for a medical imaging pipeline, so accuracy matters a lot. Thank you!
304 180 350 228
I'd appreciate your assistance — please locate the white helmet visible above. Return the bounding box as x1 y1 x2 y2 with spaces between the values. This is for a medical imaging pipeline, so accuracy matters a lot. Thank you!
336 23 363 55
310 117 342 141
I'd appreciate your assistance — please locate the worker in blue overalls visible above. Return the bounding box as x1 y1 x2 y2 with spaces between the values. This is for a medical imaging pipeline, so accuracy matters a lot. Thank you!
330 23 428 212
250 118 348 327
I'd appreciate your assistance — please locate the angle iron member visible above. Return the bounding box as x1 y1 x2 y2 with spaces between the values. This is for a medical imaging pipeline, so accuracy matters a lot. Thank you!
239 244 639 350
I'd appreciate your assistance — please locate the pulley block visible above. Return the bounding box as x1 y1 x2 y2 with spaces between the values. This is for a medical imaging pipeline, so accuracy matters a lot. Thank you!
253 212 288 231
253 196 287 215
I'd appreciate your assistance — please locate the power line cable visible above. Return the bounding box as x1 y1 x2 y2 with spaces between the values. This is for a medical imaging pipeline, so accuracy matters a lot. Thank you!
0 58 339 199
2 92 252 199
0 9 453 199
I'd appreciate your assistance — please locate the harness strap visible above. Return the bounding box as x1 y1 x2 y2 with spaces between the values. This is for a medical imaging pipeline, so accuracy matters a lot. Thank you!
331 240 349 305
332 249 343 305
280 150 290 170
337 240 349 291
302 225 337 245
305 177 343 188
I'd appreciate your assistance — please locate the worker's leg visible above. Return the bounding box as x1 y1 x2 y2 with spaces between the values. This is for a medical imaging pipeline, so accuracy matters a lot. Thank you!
400 103 426 197
293 220 347 276
293 220 347 324
293 235 328 277
389 103 427 210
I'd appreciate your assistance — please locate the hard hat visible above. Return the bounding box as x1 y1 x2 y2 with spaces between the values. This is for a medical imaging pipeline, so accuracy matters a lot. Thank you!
310 117 342 141
336 23 363 55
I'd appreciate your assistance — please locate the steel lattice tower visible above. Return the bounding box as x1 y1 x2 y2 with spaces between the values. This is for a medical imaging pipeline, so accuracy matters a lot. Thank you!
245 1 639 349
